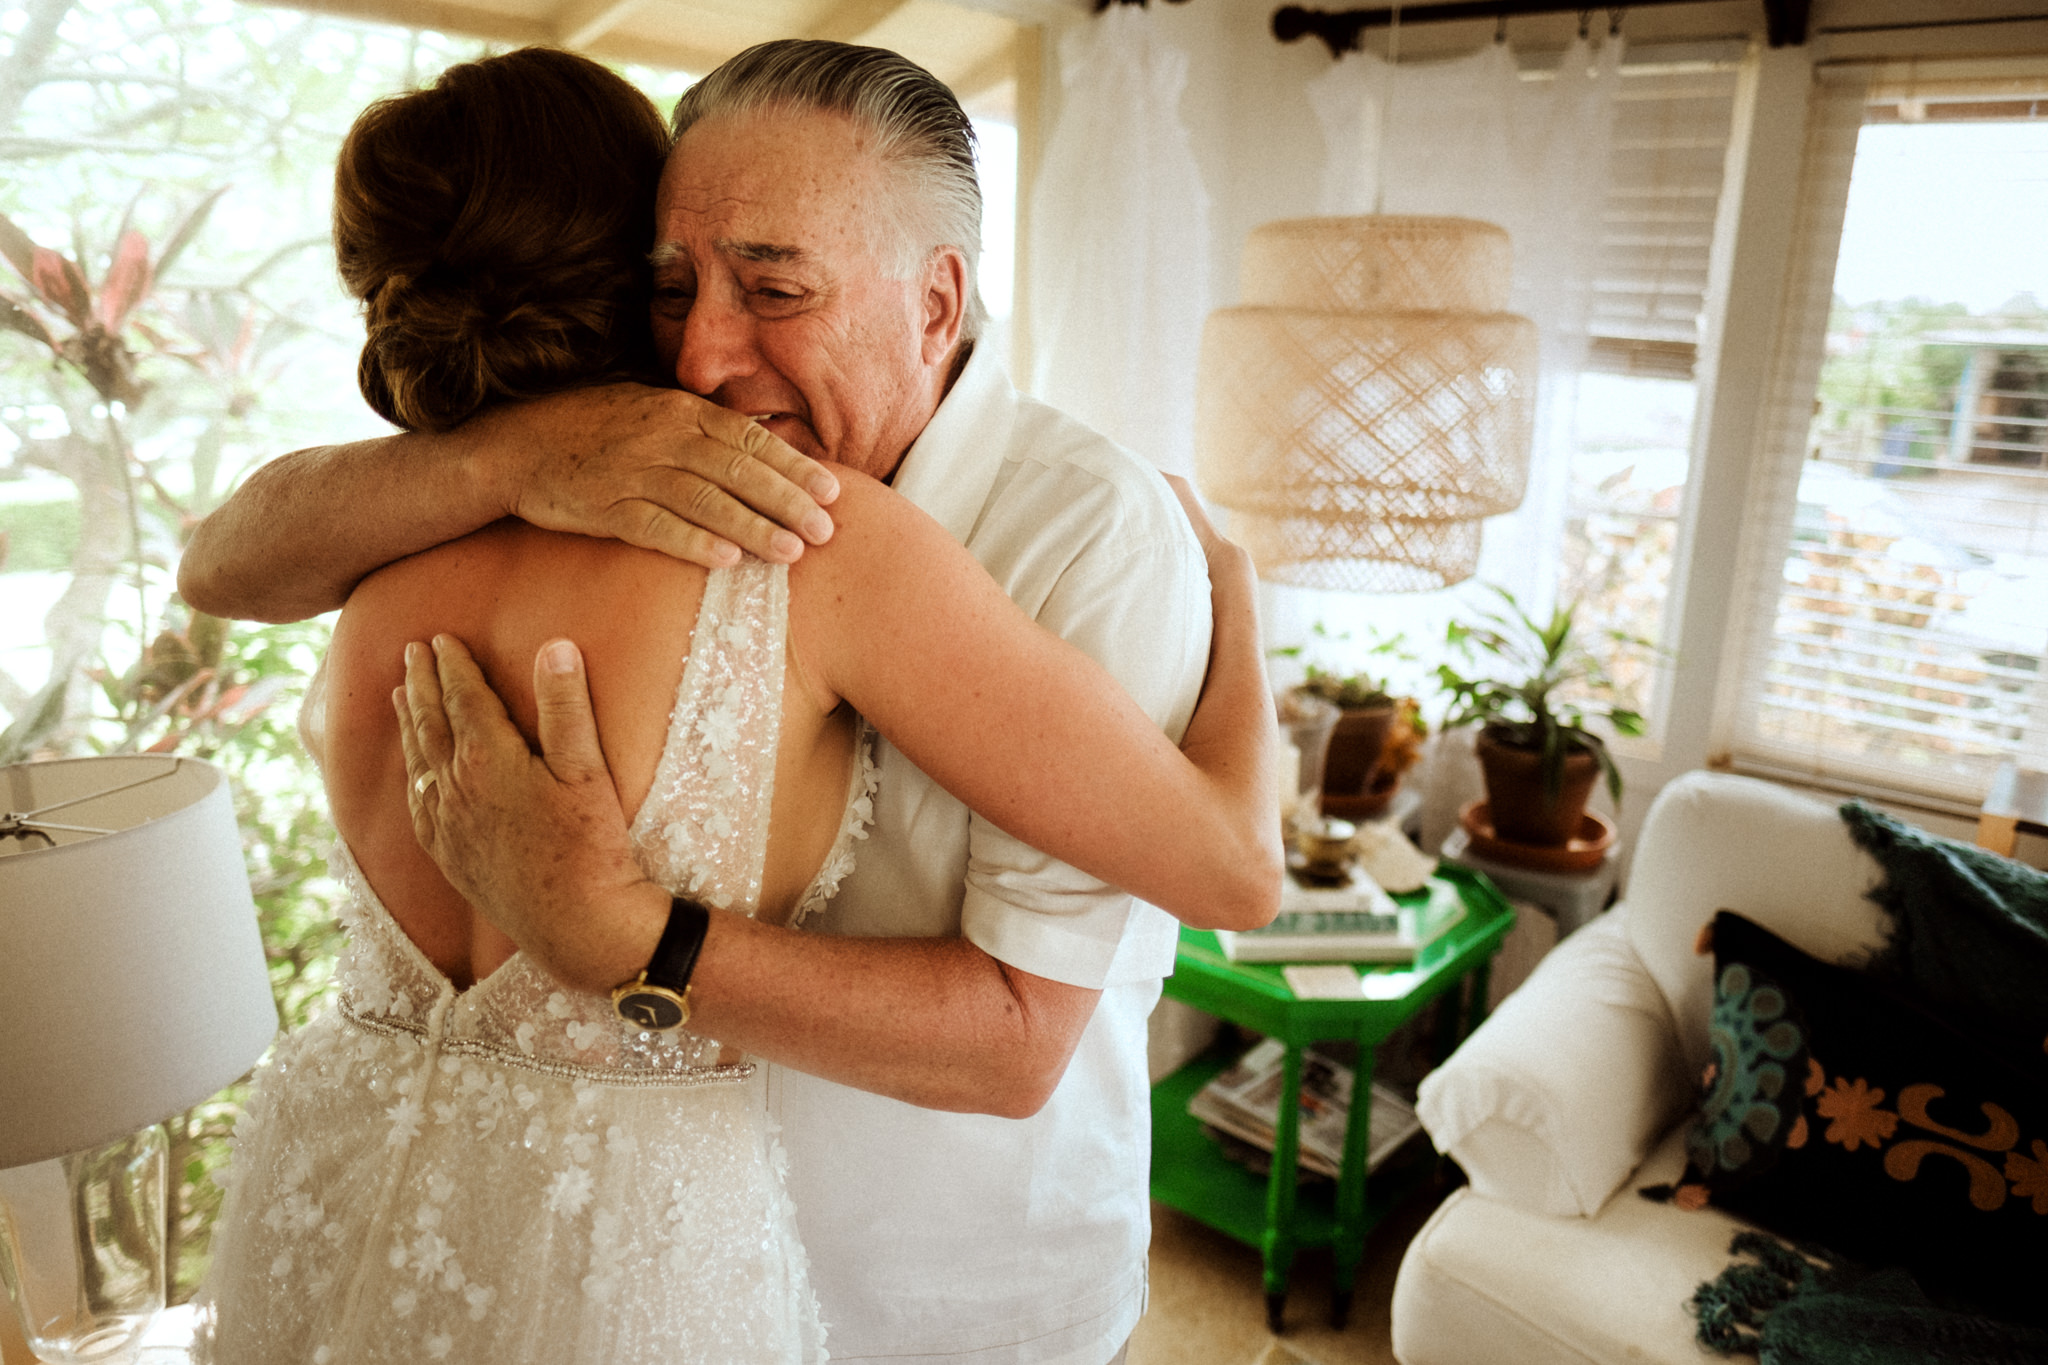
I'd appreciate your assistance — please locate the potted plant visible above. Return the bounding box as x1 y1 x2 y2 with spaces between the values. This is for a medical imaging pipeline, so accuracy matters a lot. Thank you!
1436 587 1647 852
1276 626 1428 821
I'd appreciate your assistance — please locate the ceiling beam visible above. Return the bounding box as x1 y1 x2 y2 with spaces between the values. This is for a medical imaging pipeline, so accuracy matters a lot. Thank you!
244 0 551 48
246 0 727 74
554 0 643 50
940 0 1070 22
809 0 912 44
582 30 737 77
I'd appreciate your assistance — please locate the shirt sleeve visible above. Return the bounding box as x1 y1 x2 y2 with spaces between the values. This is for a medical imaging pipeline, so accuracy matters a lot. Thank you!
958 525 1213 989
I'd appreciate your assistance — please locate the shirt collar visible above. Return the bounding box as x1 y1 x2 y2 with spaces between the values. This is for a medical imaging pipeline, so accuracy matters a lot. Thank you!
888 342 1015 547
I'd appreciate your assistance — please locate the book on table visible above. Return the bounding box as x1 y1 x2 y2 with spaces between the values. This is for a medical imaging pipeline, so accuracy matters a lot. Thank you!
1187 1036 1422 1179
1214 867 1463 963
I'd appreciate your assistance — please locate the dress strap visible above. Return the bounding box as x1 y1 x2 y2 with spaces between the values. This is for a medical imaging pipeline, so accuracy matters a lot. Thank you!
627 558 789 917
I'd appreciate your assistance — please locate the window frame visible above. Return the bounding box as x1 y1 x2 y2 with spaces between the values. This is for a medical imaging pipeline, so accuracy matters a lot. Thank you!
1632 40 2048 825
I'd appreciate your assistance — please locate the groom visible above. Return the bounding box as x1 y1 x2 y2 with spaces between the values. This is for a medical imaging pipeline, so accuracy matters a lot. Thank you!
184 40 1252 1365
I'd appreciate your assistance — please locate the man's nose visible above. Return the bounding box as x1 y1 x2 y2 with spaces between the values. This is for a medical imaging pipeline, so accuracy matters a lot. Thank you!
672 290 757 398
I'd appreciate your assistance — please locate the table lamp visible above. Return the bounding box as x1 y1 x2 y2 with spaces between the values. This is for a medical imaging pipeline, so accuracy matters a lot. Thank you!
1195 215 1536 591
0 756 276 1364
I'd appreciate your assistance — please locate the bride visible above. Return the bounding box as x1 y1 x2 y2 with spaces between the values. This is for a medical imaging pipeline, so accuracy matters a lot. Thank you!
194 47 1275 1364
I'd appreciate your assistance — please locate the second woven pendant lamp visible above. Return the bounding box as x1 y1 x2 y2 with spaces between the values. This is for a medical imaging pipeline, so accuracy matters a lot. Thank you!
1196 215 1537 591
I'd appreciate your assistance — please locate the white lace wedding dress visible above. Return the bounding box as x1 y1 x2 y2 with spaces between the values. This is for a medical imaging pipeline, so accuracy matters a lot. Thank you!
194 560 872 1365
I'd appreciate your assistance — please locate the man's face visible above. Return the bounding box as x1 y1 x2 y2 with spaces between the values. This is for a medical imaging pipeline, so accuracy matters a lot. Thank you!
649 108 965 482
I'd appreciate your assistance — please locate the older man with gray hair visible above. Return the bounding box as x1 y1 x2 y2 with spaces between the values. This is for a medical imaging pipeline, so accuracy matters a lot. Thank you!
184 40 1265 1365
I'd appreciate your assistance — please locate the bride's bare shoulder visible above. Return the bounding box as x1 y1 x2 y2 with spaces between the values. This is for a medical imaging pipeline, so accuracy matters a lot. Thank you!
789 466 972 596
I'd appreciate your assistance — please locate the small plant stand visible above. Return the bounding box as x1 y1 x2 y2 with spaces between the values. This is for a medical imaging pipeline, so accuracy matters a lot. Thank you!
1439 824 1621 937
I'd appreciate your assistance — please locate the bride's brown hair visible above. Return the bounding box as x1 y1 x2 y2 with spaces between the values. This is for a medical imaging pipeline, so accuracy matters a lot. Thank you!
335 48 670 432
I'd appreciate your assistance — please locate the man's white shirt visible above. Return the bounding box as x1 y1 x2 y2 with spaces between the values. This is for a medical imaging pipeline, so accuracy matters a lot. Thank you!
765 343 1211 1365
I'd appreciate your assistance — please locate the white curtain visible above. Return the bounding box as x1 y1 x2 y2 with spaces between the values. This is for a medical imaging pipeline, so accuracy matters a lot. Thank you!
1027 5 1210 476
1307 38 1623 608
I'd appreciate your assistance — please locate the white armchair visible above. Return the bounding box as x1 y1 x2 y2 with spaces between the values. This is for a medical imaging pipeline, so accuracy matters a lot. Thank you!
1390 771 1898 1365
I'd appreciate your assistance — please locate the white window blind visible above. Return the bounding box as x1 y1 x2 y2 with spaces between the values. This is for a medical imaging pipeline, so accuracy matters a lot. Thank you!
1589 51 1743 381
1723 67 2048 809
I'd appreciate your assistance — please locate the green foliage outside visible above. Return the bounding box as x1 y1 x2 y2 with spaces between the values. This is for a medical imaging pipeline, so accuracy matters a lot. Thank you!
1816 296 1974 470
0 0 687 1301
0 496 78 570
1816 293 2048 470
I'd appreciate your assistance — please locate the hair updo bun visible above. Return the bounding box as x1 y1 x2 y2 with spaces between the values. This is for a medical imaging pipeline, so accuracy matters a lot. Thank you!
334 48 671 432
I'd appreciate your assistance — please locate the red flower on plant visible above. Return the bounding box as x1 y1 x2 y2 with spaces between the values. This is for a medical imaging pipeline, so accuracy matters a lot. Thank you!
1816 1076 1898 1152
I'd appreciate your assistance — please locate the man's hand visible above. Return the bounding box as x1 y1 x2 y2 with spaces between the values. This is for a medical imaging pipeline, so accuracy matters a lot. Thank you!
179 384 842 623
495 385 839 567
393 634 665 990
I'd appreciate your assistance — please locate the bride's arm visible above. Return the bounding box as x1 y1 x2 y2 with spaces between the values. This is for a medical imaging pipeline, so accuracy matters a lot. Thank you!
179 386 838 623
791 471 1283 931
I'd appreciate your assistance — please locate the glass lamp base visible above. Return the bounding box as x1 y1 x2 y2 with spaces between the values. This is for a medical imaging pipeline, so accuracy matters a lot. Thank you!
0 1126 167 1365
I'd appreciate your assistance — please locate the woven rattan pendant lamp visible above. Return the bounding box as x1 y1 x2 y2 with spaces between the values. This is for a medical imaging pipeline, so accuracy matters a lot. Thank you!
1195 214 1537 591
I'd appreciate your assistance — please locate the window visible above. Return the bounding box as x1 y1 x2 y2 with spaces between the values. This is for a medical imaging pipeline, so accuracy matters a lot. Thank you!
1588 53 1744 379
970 113 1020 366
1561 48 1742 717
1724 77 2048 806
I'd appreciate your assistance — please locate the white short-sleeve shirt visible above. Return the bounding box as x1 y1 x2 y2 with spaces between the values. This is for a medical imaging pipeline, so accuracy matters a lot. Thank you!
766 345 1211 1365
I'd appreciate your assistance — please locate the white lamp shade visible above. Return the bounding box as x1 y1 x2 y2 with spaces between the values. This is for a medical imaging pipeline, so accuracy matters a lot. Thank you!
1195 216 1537 591
1 756 277 1168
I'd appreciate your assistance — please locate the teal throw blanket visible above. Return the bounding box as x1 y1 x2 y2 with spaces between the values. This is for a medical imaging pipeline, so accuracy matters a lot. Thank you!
1839 801 2048 1054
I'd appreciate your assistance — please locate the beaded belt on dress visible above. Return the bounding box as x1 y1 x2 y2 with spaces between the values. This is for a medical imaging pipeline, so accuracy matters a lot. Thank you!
337 996 754 1089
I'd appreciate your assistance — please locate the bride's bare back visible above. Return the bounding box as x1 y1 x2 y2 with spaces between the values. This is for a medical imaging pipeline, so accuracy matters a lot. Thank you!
322 520 854 988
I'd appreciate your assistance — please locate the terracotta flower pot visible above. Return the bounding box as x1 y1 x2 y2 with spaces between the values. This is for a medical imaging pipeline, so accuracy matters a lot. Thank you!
1474 726 1600 847
1320 702 1402 821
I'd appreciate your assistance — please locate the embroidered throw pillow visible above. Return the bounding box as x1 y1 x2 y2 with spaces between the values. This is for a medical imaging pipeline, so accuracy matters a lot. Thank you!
1667 910 2048 1325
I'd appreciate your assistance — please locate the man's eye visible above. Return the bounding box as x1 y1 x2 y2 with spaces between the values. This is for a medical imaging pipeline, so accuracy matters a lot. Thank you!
754 286 801 302
652 284 693 306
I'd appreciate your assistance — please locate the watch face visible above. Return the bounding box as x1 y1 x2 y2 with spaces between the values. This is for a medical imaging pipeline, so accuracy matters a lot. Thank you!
614 987 687 1032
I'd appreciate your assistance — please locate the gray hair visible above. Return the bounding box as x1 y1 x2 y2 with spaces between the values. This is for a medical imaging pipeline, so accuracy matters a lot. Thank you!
670 40 986 342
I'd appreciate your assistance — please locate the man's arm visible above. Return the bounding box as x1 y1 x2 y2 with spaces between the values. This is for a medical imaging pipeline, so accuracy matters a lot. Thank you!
180 384 840 623
394 635 1092 1116
686 913 1097 1118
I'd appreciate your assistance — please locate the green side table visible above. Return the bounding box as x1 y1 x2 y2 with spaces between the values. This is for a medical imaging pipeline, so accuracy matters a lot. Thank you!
1150 866 1514 1333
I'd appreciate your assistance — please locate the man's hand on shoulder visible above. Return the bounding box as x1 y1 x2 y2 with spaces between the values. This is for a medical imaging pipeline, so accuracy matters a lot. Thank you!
179 384 845 623
490 385 841 568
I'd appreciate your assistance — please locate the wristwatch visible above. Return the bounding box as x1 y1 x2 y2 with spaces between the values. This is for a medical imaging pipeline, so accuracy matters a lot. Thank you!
610 897 709 1032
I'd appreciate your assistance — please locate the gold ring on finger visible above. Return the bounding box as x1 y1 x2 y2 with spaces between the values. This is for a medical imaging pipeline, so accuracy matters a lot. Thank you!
414 770 439 797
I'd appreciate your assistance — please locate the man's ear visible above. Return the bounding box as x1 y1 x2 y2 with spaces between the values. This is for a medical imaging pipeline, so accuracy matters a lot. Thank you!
919 246 969 367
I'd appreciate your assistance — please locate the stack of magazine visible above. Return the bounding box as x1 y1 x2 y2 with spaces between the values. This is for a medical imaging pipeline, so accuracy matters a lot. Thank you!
1213 867 1463 963
1187 1036 1423 1180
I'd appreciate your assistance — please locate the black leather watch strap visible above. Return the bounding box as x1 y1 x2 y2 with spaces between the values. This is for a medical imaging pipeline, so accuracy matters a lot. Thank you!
642 896 710 994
